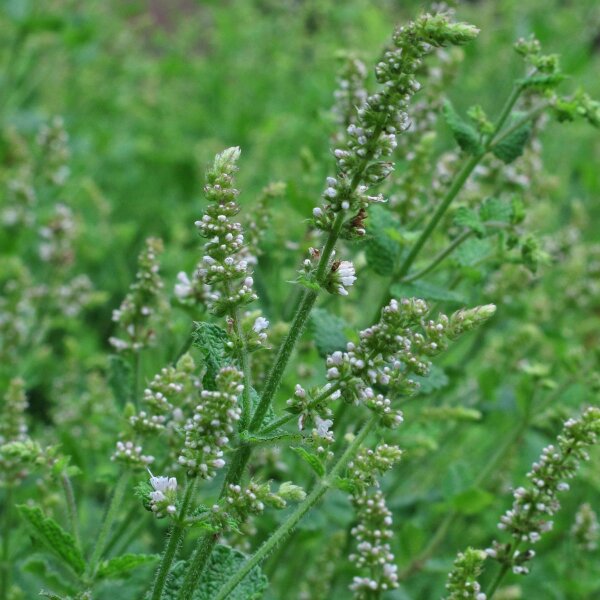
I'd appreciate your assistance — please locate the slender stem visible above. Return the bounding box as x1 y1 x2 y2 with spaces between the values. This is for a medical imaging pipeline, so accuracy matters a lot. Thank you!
87 471 129 578
60 471 81 550
212 414 379 600
149 477 197 600
376 84 525 317
249 210 345 432
176 534 219 600
133 351 142 410
0 485 14 599
486 557 514 598
401 229 473 284
172 328 194 365
102 503 138 557
490 101 549 149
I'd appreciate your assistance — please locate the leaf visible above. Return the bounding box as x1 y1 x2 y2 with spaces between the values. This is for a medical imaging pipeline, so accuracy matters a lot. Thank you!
492 121 532 164
39 592 68 600
192 321 229 389
309 308 348 358
450 487 495 515
412 365 450 394
480 197 512 224
454 207 484 235
96 553 159 579
291 446 326 477
240 429 302 446
518 72 566 90
17 505 86 575
453 237 493 267
364 205 400 276
108 354 133 406
163 546 268 600
391 282 466 304
442 100 483 154
23 557 74 594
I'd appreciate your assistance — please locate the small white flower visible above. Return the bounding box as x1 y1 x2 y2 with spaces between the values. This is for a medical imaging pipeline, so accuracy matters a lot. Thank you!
253 316 269 333
174 271 192 299
314 415 333 438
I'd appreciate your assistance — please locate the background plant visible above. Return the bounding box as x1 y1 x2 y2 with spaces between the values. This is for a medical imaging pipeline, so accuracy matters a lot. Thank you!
1 1 599 599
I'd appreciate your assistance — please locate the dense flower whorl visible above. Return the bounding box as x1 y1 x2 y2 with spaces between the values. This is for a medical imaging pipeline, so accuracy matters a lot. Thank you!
193 147 258 316
178 366 243 478
325 298 496 426
109 237 164 353
486 406 600 574
313 12 479 239
349 490 398 597
444 548 487 600
148 473 178 518
326 260 357 296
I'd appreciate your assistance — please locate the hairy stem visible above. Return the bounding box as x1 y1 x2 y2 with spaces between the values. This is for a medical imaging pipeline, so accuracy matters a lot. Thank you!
213 414 379 600
87 471 129 578
230 301 253 431
149 477 197 600
0 485 13 600
61 471 81 551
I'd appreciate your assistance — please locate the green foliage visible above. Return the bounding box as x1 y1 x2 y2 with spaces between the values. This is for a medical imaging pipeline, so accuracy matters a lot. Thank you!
442 100 484 155
192 321 229 389
309 308 348 358
291 446 326 477
17 505 86 576
96 553 159 579
492 120 532 164
364 205 400 276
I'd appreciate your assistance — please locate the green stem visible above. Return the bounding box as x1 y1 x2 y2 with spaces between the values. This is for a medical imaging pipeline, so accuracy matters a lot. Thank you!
176 534 220 600
0 485 13 599
87 471 129 578
490 101 549 149
61 471 81 550
230 304 252 431
149 477 198 600
212 414 378 600
249 210 346 432
172 328 194 365
486 557 514 598
133 351 142 410
401 229 473 284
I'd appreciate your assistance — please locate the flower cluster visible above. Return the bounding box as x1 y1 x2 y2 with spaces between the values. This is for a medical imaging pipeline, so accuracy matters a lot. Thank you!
348 490 399 597
178 366 243 478
131 354 200 434
324 259 357 296
38 203 76 267
312 12 479 238
148 473 178 518
443 548 487 600
325 298 496 427
332 52 368 134
486 406 600 574
36 115 70 186
111 440 154 467
571 503 599 552
0 378 30 482
191 147 258 316
109 237 165 353
348 444 403 490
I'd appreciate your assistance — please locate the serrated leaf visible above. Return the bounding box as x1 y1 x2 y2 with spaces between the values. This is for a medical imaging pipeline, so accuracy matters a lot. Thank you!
241 429 302 446
391 282 466 304
192 321 229 389
108 354 133 406
96 553 159 579
449 487 495 515
309 308 348 358
518 73 566 89
454 207 484 235
492 121 532 164
291 446 325 477
442 100 483 154
454 237 493 266
480 197 512 224
163 546 268 600
17 505 86 575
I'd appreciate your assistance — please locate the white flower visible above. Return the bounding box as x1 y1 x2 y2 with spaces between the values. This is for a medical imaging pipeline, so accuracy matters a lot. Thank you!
330 260 356 296
314 415 333 438
253 316 269 333
149 472 177 494
174 271 192 299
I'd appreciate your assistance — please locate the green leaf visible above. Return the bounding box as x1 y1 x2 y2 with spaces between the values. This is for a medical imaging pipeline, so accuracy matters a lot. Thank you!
454 207 484 235
364 205 400 276
518 72 566 90
23 557 75 594
163 546 268 600
492 121 532 164
108 354 133 407
442 100 484 154
17 505 86 575
192 321 229 389
391 281 466 304
454 237 493 266
309 308 348 358
480 197 512 224
412 365 450 394
450 487 495 515
291 446 326 477
96 553 159 579
240 429 303 446
39 591 68 600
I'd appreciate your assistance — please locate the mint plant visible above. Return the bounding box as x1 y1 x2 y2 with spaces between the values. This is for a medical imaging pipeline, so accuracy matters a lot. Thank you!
1 3 598 600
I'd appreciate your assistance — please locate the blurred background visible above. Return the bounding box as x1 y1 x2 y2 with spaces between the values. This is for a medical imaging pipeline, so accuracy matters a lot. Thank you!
1 1 599 598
